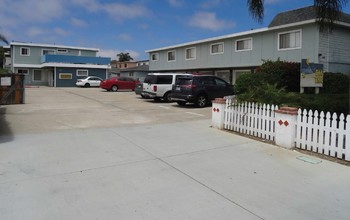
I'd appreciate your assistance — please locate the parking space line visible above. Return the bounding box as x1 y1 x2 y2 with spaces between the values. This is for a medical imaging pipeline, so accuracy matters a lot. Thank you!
186 112 205 117
158 105 171 110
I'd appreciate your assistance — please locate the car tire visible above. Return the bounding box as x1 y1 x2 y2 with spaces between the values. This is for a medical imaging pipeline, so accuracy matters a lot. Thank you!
84 83 90 87
196 94 207 108
177 101 186 106
163 92 171 102
111 85 118 92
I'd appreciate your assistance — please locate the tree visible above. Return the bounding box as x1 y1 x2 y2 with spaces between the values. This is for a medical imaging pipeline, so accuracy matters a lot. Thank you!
0 33 9 45
247 0 349 30
117 52 133 62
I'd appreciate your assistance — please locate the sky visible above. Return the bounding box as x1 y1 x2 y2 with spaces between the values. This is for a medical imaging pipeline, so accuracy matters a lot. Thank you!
1 0 349 61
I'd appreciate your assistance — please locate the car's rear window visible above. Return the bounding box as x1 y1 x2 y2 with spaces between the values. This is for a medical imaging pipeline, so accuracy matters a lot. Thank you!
144 75 173 84
176 77 193 85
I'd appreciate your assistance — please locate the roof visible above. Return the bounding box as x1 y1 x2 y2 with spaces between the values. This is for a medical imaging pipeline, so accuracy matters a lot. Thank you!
120 65 149 72
10 42 99 52
269 6 350 27
146 6 350 53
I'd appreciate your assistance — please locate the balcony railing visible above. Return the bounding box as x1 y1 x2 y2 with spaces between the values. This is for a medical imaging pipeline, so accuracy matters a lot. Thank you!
41 54 110 65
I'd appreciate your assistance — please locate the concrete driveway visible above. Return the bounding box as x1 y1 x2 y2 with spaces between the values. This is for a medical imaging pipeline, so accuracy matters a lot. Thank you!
1 87 350 220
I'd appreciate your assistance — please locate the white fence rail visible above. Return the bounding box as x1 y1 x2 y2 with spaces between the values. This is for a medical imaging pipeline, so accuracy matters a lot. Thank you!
296 109 350 161
224 99 278 141
222 99 350 161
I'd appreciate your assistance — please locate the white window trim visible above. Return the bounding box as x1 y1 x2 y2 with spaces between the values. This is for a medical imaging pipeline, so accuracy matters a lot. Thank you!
185 47 196 60
151 53 159 61
235 38 253 52
76 69 88 76
167 50 176 62
278 29 302 51
17 69 29 75
59 73 72 79
42 49 56 55
32 69 43 81
210 42 224 55
20 47 30 56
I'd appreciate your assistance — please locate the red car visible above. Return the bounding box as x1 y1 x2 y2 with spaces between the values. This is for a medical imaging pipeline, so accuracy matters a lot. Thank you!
100 76 140 92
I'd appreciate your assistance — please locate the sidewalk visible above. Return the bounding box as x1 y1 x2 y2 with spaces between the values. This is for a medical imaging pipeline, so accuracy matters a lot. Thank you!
1 119 350 220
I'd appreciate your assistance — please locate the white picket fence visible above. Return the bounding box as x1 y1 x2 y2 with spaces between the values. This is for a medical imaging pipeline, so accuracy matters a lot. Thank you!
224 98 278 141
223 98 350 161
296 109 350 161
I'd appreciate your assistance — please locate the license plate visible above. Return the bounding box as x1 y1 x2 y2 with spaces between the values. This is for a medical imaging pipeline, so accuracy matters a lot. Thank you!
175 87 181 91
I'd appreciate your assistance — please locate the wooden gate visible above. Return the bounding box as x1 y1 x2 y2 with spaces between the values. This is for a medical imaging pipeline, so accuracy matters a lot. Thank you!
0 74 25 105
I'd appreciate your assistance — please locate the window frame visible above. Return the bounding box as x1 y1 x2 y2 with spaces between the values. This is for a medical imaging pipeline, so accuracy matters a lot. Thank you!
17 69 29 75
185 47 196 60
20 47 30 56
235 38 253 52
210 42 224 55
59 73 73 79
42 49 56 55
76 69 88 77
167 50 176 62
57 49 68 53
32 69 42 81
151 53 159 61
278 29 302 51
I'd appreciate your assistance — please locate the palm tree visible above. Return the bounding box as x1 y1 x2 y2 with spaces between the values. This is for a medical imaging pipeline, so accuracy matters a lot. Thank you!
0 33 9 45
247 0 349 30
117 52 134 62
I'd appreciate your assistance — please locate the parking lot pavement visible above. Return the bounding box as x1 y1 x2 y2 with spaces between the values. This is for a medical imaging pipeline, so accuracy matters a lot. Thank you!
1 87 350 220
0 87 211 136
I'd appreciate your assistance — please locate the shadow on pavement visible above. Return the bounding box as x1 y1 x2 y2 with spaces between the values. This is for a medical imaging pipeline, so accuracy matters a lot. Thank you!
0 106 14 143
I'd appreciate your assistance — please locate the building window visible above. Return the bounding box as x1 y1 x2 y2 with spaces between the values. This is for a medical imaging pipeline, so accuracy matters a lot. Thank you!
20 47 30 56
76 69 88 76
17 69 29 75
167 50 176 62
151 53 159 61
42 49 55 55
59 73 72 79
33 70 42 81
235 38 252 51
278 30 301 50
124 63 127 68
210 42 224 54
57 49 68 53
185 47 196 60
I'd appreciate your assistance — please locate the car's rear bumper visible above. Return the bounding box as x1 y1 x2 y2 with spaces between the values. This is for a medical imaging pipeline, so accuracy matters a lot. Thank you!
170 94 195 102
141 91 157 98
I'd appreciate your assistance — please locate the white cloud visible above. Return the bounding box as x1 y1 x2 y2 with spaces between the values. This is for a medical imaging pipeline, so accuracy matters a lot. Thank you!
26 27 46 37
265 0 281 4
189 12 235 31
54 28 70 36
168 0 184 7
71 18 88 27
103 3 151 21
200 0 225 9
117 34 133 41
71 0 151 21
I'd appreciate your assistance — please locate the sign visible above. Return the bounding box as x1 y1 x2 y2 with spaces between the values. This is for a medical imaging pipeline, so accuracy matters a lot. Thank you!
0 77 11 86
300 59 324 88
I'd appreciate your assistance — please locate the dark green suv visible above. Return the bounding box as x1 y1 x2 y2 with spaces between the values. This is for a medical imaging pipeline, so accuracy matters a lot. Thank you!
170 75 234 107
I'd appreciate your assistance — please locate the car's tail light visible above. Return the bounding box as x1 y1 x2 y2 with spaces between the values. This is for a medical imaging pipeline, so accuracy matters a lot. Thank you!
153 85 157 92
183 84 196 89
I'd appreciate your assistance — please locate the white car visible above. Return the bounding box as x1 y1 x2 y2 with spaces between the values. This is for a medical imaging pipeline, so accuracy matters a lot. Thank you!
76 76 103 87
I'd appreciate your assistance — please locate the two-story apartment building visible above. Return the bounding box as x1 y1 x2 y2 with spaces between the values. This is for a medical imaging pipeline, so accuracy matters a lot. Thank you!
146 6 350 84
9 42 111 87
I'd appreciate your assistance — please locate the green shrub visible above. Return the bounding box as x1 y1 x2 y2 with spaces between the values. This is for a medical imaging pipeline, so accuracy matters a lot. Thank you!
257 59 300 92
321 72 349 94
